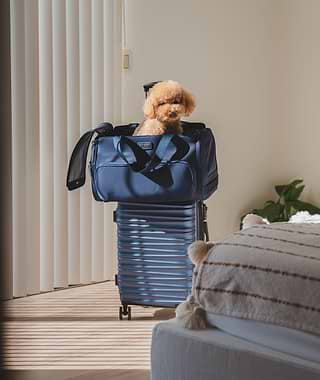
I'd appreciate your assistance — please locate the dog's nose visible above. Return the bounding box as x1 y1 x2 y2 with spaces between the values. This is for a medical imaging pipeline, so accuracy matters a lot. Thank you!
170 111 177 117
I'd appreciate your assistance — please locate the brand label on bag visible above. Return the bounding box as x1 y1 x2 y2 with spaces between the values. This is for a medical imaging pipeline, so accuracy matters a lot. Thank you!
137 142 154 150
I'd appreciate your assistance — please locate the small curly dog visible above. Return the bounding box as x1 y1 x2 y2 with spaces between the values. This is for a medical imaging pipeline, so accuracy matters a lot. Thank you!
133 80 196 136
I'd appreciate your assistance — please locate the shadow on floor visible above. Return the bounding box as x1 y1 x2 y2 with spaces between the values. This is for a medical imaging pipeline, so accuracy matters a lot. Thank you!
3 369 150 380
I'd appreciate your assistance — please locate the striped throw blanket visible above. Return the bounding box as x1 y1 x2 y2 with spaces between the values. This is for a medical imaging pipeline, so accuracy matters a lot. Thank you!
194 223 320 335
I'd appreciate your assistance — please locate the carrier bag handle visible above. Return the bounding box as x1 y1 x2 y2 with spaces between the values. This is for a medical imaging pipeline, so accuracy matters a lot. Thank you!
114 134 189 175
66 122 113 191
140 134 189 174
113 136 151 172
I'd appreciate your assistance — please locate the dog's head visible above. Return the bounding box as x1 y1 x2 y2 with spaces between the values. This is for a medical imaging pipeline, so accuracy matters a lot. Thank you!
143 80 195 123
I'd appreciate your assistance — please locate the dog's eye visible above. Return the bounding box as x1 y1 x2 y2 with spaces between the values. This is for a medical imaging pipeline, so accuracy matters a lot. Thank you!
158 102 165 106
173 100 180 104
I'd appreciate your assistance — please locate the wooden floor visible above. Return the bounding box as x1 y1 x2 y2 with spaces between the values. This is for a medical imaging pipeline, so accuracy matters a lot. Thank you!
3 281 175 379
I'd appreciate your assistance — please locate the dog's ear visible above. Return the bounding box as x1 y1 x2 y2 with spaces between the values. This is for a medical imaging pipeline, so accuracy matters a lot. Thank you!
143 95 156 119
183 90 196 116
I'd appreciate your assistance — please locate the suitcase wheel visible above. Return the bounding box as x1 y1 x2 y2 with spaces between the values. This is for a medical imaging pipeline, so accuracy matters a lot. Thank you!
119 305 132 321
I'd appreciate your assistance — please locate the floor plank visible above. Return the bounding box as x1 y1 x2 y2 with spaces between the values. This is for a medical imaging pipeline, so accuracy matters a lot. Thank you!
3 369 149 380
3 282 175 379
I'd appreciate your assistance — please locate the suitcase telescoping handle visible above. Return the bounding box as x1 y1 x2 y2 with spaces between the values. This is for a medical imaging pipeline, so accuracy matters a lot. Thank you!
66 122 113 191
143 81 160 98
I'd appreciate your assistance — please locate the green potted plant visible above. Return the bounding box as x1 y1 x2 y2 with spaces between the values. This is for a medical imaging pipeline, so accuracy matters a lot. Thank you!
243 179 320 223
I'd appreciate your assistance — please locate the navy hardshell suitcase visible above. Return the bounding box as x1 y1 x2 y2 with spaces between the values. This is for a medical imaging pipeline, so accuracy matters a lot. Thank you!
114 201 209 320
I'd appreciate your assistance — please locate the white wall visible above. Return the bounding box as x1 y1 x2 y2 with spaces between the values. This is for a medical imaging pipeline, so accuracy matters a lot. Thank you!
123 0 277 239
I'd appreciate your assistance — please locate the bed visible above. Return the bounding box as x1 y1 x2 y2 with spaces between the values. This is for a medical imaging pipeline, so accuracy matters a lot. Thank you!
151 320 320 380
151 222 320 379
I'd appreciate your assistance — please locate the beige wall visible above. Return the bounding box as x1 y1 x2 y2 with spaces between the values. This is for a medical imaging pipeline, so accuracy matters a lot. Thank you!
123 0 320 239
273 0 320 207
123 0 277 239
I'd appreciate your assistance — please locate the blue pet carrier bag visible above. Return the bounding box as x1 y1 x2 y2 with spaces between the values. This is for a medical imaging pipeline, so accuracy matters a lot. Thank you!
66 121 218 203
66 82 218 320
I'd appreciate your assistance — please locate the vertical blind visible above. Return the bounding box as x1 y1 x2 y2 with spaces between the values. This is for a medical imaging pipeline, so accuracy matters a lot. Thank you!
10 0 122 298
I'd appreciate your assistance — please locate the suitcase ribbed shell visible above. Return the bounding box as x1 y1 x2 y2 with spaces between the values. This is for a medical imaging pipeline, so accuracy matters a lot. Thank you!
115 202 203 308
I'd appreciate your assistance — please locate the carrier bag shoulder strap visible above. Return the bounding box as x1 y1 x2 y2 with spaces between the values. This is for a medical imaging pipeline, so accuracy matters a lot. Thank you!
66 122 113 191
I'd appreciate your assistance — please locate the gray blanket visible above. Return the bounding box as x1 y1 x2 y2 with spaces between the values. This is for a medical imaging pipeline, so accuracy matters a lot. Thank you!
194 223 320 335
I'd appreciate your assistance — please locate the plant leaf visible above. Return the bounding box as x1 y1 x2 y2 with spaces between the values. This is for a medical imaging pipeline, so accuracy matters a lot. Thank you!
289 179 304 187
275 179 303 198
283 185 305 202
275 185 289 197
265 200 276 205
284 203 289 220
252 202 284 223
289 200 320 215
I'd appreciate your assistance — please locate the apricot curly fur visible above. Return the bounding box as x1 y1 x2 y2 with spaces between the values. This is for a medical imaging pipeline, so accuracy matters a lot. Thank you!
134 80 196 136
